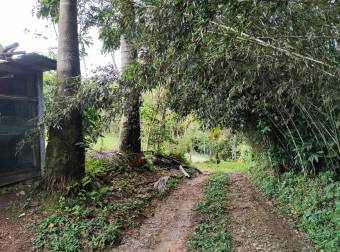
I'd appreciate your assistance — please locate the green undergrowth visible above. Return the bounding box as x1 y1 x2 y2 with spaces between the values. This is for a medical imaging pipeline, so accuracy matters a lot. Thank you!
248 162 340 252
187 173 230 252
193 160 251 173
33 157 190 252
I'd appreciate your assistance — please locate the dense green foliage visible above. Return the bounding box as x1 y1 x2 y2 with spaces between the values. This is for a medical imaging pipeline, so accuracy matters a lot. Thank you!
249 160 340 251
187 173 230 252
37 0 340 176
140 90 242 160
41 67 121 148
133 0 339 176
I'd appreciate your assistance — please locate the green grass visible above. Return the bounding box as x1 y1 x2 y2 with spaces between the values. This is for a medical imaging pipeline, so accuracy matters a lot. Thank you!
248 161 340 252
193 160 251 173
91 132 118 151
187 173 230 252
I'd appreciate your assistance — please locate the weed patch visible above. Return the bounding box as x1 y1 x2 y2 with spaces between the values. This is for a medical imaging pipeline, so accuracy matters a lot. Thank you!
187 173 230 251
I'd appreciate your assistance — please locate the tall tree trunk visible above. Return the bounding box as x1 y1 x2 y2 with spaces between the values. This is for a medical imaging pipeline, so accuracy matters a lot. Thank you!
118 36 141 154
45 0 85 188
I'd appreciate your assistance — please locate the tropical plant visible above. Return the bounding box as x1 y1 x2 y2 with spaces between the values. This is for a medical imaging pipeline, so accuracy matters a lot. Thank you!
132 0 340 176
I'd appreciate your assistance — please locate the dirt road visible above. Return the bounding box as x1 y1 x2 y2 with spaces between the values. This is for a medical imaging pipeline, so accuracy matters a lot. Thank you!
0 171 314 252
228 172 312 252
115 174 209 252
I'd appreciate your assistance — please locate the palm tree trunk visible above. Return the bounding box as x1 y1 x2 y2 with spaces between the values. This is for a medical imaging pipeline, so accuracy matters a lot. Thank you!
45 0 85 188
118 36 141 154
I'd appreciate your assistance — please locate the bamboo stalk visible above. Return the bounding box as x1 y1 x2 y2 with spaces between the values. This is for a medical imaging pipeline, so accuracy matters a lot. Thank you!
210 21 338 77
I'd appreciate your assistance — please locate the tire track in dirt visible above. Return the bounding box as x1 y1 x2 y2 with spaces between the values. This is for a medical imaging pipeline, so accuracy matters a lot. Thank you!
228 172 313 252
114 174 209 252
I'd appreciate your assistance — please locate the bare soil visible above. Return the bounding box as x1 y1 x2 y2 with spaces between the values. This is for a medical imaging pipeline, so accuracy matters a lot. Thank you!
228 172 313 252
114 174 209 252
0 192 35 252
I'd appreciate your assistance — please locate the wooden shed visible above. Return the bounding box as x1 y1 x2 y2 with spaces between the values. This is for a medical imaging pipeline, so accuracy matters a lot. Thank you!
0 53 56 186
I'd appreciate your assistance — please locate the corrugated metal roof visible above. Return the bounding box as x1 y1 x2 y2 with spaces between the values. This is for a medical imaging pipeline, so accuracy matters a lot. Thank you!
0 53 56 76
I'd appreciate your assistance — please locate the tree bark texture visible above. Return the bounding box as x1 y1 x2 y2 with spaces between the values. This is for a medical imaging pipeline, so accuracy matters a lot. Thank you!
118 36 141 154
45 0 85 187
